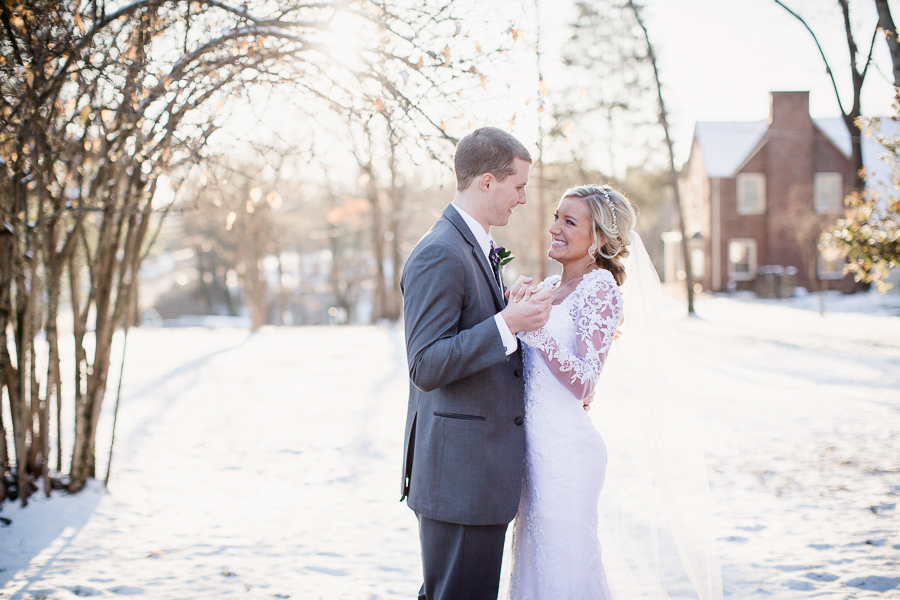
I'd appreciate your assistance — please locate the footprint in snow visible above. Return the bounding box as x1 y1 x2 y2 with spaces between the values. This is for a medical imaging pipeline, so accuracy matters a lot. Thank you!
806 572 839 582
784 580 816 591
63 585 103 596
305 566 348 576
775 565 816 572
109 586 145 595
844 576 900 591
809 543 833 550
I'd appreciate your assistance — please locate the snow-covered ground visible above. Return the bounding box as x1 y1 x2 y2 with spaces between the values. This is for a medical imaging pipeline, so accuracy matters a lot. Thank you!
1 291 898 599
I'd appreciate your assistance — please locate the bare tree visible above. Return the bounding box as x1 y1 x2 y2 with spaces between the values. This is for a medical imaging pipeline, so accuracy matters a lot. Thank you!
628 1 695 315
775 0 879 191
1 0 482 503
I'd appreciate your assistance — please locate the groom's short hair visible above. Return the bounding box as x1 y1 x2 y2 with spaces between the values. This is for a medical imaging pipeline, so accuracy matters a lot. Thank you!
455 127 532 191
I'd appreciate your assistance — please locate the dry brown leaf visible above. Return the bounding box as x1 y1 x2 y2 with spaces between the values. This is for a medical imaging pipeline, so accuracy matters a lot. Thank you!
73 13 85 34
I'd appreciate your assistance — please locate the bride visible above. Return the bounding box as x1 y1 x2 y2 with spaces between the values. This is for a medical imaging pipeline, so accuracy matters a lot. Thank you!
506 185 722 600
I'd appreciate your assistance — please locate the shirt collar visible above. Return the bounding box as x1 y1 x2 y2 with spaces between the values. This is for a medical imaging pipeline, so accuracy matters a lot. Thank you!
451 202 493 260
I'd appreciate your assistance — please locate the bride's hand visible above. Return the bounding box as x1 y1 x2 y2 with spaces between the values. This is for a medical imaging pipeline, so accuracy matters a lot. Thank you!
583 393 594 412
505 275 534 302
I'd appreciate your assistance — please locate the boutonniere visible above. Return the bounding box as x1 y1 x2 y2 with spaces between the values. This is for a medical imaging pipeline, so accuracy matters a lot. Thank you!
495 246 515 268
490 245 515 279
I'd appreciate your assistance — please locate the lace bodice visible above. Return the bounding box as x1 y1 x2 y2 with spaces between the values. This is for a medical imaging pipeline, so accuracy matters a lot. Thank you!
517 269 623 401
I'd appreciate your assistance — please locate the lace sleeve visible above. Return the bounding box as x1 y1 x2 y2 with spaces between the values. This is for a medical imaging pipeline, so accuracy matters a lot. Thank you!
518 271 623 401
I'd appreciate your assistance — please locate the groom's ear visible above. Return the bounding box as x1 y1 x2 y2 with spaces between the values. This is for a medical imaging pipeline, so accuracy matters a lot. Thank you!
479 172 494 192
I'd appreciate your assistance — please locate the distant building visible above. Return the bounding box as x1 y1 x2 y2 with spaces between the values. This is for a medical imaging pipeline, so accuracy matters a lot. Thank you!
675 91 887 294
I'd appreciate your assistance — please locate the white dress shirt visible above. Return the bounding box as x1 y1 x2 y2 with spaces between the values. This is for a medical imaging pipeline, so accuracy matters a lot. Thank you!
451 202 518 356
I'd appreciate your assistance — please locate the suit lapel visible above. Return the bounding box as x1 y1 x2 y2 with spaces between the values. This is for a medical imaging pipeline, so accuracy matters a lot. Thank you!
442 205 506 311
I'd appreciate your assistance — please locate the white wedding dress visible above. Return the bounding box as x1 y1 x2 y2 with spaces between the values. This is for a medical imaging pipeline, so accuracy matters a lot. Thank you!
508 268 623 600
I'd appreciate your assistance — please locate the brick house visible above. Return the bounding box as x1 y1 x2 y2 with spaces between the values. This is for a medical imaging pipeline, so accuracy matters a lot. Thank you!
675 91 875 294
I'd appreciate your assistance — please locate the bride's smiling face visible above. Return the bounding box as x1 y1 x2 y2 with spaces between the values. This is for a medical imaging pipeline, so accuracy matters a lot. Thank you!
548 196 600 263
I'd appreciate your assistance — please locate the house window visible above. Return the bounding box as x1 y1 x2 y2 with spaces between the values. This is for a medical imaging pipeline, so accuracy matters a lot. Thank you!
690 177 702 213
736 173 766 215
728 239 757 281
691 248 705 279
814 173 843 214
818 248 845 280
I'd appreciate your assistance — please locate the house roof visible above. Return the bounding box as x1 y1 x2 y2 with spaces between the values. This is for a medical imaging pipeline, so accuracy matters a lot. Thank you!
812 118 852 156
693 121 768 178
692 117 899 190
814 117 899 191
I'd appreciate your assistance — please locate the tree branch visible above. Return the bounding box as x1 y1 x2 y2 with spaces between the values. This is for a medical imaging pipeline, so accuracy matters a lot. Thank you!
774 0 847 117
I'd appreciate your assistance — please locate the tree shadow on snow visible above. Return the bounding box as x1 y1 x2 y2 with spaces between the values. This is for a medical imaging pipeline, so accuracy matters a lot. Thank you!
0 479 104 595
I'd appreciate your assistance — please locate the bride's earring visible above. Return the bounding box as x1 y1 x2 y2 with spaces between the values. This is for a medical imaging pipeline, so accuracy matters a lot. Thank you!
588 245 597 258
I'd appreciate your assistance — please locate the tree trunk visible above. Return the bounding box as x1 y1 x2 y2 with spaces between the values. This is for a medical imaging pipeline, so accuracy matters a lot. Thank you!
68 248 89 492
535 159 549 282
875 0 900 87
629 0 695 315
0 400 7 504
845 113 865 192
11 194 34 505
40 388 50 496
45 255 64 473
365 159 387 323
384 130 403 321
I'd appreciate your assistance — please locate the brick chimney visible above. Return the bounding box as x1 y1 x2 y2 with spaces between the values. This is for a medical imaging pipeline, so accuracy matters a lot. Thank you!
769 91 810 128
766 91 814 272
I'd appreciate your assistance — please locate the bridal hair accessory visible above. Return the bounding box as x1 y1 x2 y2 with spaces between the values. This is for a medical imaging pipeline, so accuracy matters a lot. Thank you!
599 187 619 235
597 187 623 259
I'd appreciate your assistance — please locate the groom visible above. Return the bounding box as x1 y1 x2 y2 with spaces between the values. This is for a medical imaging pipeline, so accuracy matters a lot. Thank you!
400 127 553 600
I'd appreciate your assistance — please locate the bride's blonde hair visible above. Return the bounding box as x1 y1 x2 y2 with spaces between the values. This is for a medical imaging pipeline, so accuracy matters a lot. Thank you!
560 184 637 286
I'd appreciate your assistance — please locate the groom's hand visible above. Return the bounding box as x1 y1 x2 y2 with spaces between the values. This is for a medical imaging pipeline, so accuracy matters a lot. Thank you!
501 286 552 333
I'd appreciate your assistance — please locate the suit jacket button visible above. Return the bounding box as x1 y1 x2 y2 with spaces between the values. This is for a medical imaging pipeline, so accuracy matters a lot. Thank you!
514 417 524 426
514 368 522 378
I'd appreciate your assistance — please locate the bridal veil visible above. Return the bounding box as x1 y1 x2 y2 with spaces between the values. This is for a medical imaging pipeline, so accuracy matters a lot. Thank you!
593 231 724 600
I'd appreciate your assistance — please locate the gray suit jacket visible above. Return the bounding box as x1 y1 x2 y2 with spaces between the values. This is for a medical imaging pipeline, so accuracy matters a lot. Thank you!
400 205 526 526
